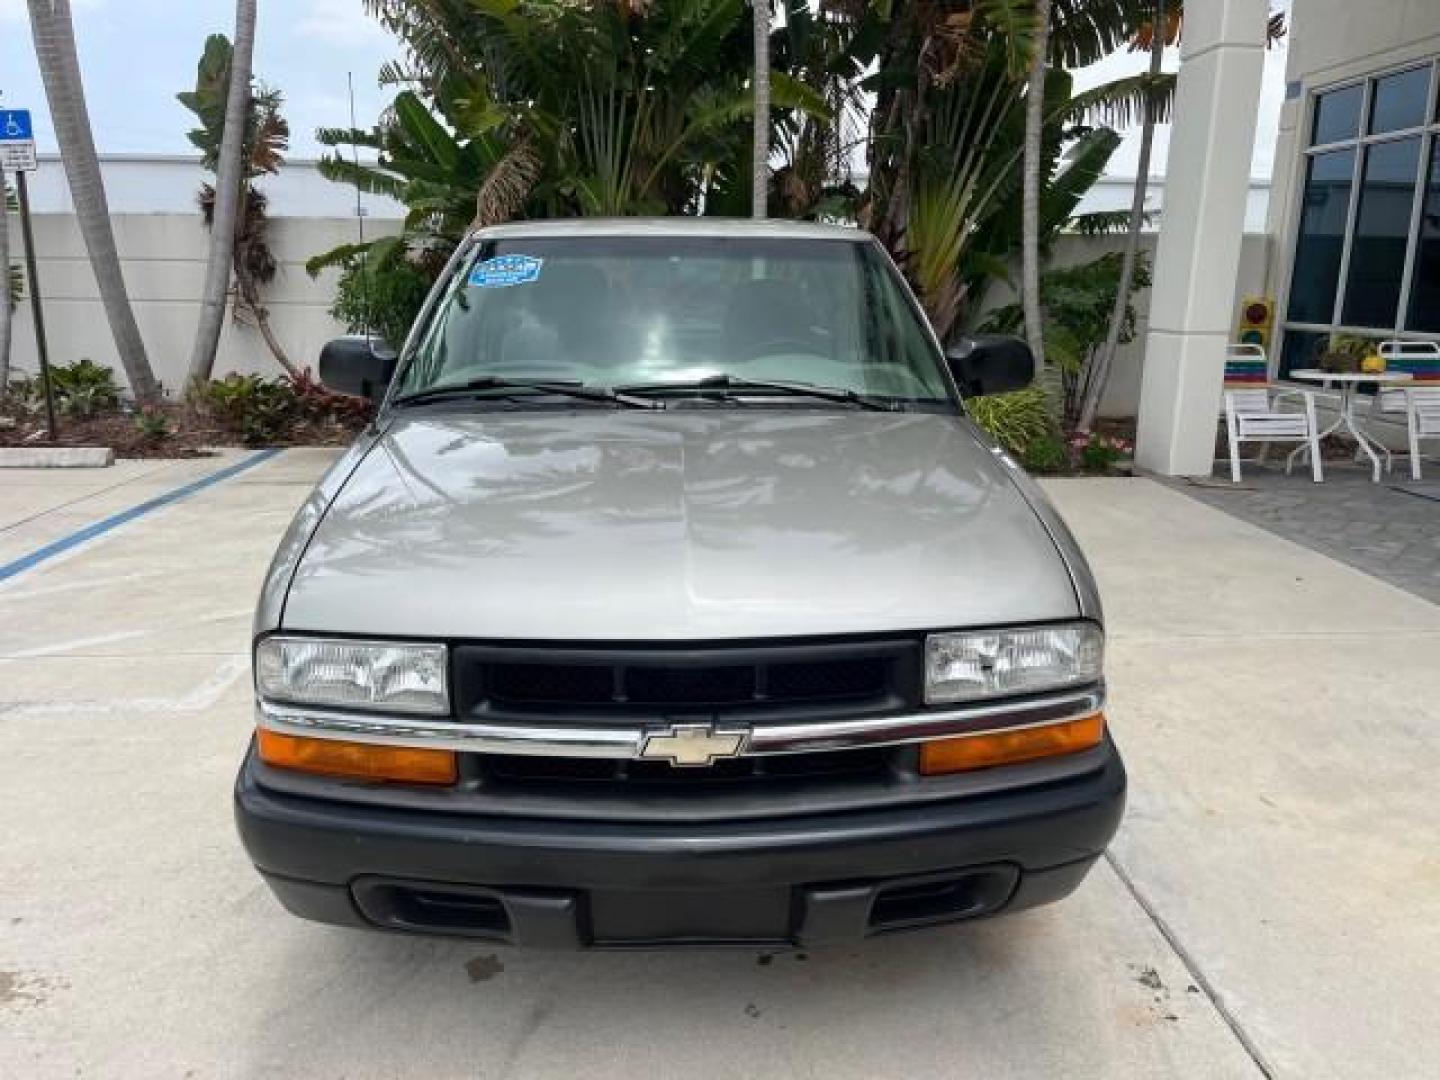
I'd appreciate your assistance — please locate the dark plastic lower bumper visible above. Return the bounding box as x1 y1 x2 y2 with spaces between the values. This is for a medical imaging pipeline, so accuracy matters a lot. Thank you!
235 738 1125 948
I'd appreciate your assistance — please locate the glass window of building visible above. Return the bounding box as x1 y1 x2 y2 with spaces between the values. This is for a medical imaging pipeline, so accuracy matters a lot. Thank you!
1280 59 1440 376
1342 138 1422 326
1369 66 1431 134
1313 84 1363 145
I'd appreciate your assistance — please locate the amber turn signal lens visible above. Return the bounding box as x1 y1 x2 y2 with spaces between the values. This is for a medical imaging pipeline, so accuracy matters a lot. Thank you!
919 713 1105 776
257 729 457 785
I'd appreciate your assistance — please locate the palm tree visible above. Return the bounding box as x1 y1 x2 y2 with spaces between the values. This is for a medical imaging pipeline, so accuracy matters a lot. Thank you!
179 35 297 377
1078 0 1166 434
186 0 257 391
855 0 1150 341
333 0 812 226
752 0 771 218
1075 3 1286 433
27 0 159 402
1021 0 1053 369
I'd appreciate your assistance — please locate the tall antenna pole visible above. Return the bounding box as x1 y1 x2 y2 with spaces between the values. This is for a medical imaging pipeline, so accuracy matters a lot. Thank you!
347 71 371 345
751 1 770 218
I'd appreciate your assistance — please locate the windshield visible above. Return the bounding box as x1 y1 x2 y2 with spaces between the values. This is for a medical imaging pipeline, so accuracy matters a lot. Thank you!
394 235 954 410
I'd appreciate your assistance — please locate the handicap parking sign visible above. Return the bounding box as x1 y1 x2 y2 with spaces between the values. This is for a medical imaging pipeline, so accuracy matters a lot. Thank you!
0 109 37 172
0 110 34 142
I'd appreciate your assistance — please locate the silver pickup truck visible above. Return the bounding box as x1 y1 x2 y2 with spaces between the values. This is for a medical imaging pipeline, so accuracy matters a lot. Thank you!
235 219 1124 948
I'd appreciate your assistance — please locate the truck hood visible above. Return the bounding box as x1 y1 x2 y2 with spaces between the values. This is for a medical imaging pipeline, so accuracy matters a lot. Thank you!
280 410 1080 640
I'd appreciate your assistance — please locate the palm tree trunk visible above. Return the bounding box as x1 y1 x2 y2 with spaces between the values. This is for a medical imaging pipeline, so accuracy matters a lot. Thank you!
1020 0 1052 372
1078 0 1166 435
186 0 257 391
751 0 771 218
28 0 159 402
1 171 13 398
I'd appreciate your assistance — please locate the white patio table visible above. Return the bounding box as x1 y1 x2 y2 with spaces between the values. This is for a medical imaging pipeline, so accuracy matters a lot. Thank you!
1288 368 1413 482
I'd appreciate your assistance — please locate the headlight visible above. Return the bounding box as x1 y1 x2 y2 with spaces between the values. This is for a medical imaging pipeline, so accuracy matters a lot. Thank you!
255 636 449 715
925 623 1103 704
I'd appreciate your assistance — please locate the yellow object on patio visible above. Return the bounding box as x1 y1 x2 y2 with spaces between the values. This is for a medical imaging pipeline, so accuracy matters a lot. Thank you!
1361 352 1387 374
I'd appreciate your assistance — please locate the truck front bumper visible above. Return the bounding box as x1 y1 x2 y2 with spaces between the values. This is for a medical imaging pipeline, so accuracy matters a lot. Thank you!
235 737 1125 948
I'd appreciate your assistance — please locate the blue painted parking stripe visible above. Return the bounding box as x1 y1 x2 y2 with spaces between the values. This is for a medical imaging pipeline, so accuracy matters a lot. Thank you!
0 449 283 583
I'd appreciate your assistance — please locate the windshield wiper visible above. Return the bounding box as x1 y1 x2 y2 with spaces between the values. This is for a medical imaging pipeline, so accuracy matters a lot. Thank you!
392 377 660 410
618 375 895 412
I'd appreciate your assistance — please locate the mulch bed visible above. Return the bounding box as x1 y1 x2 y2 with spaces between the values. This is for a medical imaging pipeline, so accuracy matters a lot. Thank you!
0 401 365 459
6 406 1368 469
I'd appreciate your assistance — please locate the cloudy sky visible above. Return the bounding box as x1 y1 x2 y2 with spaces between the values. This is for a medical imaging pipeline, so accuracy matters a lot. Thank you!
0 0 1290 177
0 0 395 160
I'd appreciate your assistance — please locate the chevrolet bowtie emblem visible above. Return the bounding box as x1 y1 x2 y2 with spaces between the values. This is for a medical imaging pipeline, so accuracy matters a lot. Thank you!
640 724 750 767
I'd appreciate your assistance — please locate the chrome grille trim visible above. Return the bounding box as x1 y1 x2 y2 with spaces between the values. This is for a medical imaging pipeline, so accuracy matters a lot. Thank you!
256 688 1104 759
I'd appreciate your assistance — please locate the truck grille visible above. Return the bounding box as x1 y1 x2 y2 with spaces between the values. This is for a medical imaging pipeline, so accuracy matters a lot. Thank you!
453 638 919 723
484 655 886 709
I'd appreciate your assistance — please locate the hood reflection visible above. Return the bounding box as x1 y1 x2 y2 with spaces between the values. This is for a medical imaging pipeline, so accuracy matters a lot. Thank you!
282 410 1079 640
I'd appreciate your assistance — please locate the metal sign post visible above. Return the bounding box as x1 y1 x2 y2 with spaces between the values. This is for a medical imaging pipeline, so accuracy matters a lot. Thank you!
0 108 55 440
16 173 57 440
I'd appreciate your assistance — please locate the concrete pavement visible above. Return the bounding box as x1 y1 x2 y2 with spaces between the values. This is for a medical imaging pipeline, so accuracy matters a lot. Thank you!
1171 466 1440 605
1 453 1436 1078
1045 478 1440 1080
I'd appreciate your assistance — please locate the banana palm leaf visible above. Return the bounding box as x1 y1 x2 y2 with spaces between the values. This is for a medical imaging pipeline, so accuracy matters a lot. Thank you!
1041 127 1121 238
1049 0 1148 69
1071 208 1156 236
316 127 385 151
394 91 461 172
1065 71 1176 129
316 155 406 200
974 0 1041 78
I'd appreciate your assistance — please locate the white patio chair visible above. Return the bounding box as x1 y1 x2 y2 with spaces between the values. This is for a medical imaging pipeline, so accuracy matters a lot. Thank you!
1221 344 1324 484
1372 341 1440 481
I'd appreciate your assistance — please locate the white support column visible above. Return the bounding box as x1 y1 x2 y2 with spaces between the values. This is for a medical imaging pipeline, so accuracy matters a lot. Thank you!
1135 0 1268 477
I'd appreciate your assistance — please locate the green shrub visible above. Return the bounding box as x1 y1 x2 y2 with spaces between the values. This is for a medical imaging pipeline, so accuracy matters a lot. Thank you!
979 252 1152 430
1070 432 1133 473
966 387 1059 467
10 358 122 419
50 359 122 418
197 371 373 445
133 407 174 443
1019 433 1067 473
198 374 305 445
330 246 434 351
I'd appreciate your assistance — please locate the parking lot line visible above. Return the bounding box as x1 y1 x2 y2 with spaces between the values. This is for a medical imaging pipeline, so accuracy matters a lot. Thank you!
0 449 282 584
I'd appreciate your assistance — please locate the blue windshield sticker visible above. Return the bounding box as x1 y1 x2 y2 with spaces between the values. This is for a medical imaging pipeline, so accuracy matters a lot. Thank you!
469 254 544 288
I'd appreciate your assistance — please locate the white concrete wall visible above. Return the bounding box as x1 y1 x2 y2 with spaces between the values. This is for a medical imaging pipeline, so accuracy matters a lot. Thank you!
1285 0 1440 87
25 154 1272 227
4 213 400 393
19 155 406 220
1086 175 1272 234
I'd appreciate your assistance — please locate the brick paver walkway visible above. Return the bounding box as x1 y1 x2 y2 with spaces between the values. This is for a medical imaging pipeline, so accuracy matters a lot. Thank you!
1171 464 1440 605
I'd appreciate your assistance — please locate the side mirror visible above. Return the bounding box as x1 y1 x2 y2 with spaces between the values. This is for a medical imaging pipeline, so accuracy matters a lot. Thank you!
945 335 1035 397
318 336 399 400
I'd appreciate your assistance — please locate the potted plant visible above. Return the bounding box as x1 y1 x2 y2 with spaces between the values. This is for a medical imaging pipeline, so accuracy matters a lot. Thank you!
1315 334 1375 374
